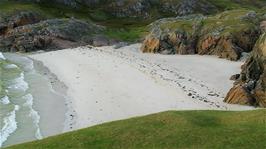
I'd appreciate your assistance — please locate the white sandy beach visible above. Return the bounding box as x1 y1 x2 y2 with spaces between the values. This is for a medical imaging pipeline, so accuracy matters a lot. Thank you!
30 44 254 131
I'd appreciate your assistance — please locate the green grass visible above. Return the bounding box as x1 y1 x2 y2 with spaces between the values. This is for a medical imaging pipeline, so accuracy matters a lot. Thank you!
104 26 148 42
1 0 265 42
0 0 265 42
0 1 150 42
5 110 266 149
199 9 258 36
0 0 94 20
209 0 266 10
159 19 195 35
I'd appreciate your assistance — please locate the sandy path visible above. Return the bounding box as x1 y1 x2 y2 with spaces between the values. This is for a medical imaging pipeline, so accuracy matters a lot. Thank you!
30 44 253 131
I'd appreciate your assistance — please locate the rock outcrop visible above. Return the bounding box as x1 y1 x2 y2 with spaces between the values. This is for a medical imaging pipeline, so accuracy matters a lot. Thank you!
0 18 106 52
16 0 266 19
141 10 261 60
0 11 42 35
224 33 266 107
174 0 218 16
141 15 202 55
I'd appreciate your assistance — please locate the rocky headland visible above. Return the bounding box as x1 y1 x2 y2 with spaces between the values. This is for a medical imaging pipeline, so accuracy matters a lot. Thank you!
0 10 115 52
141 10 264 60
224 32 266 107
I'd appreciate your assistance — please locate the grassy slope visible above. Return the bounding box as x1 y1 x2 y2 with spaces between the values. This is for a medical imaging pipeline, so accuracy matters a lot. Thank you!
1 0 266 42
209 0 266 10
0 0 149 42
6 110 266 149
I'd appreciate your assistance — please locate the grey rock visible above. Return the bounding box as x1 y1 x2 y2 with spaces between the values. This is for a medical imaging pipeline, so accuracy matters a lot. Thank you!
0 18 106 52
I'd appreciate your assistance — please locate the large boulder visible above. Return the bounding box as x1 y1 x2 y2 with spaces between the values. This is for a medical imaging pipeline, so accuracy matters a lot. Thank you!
141 10 261 60
224 32 266 107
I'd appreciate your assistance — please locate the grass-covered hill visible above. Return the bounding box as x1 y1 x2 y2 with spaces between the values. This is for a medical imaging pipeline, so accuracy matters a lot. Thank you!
5 110 266 149
1 0 265 43
14 0 266 19
2 0 266 23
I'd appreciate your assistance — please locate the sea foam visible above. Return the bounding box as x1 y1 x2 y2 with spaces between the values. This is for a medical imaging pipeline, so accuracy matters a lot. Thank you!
0 52 6 60
8 73 29 92
0 105 20 148
23 94 43 140
0 96 10 105
4 64 18 69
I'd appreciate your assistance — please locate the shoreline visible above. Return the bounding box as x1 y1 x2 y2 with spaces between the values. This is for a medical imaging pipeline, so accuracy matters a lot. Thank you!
30 58 76 133
1 53 72 148
29 44 255 132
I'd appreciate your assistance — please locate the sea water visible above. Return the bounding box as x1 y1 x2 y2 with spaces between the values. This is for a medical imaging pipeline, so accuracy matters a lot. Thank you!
0 51 68 148
0 52 44 147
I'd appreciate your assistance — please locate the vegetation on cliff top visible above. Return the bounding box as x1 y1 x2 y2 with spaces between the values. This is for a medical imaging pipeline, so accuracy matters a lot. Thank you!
0 0 150 42
142 8 264 60
6 110 266 149
1 0 266 42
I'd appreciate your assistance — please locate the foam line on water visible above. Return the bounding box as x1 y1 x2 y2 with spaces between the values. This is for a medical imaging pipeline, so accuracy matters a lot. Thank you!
0 52 6 60
22 94 43 140
4 64 18 69
0 96 10 105
8 73 29 92
0 105 20 148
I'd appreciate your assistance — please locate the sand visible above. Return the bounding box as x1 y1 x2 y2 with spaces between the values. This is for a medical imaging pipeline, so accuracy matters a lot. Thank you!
29 44 254 131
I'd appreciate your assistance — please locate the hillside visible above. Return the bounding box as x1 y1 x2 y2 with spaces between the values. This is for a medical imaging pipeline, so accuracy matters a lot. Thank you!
5 110 266 149
14 0 266 19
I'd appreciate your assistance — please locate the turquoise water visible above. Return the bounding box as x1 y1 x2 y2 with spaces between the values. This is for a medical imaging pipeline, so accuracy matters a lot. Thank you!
0 52 67 148
0 53 42 148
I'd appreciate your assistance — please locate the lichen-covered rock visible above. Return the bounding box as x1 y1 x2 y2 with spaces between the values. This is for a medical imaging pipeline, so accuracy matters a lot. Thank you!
196 10 260 60
0 18 106 52
176 0 218 16
141 10 261 60
106 0 151 18
141 15 203 54
0 11 42 35
224 33 266 107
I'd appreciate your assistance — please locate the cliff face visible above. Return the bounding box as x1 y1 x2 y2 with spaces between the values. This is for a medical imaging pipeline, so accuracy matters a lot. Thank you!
224 32 266 107
141 10 262 60
141 8 266 107
0 11 110 52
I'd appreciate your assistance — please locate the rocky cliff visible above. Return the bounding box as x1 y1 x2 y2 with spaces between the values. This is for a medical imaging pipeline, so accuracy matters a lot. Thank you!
141 10 262 60
141 8 266 107
224 32 266 107
0 11 112 52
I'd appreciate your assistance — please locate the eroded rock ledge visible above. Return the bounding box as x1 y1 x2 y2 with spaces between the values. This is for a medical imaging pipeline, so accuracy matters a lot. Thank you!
224 33 266 107
0 11 114 52
141 10 263 60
